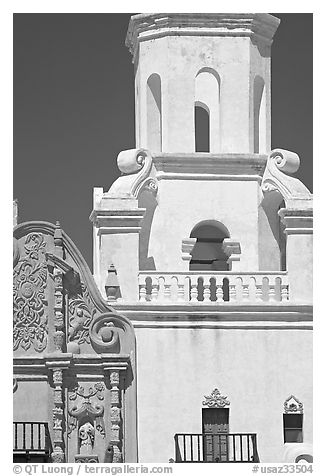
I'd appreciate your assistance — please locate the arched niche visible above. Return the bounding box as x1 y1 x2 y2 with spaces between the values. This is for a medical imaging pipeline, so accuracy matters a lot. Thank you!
189 220 230 271
254 75 266 153
146 73 162 152
195 68 220 152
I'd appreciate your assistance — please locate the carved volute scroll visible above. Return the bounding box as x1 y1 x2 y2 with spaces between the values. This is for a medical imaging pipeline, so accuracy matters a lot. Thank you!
13 232 48 353
106 148 157 198
202 388 230 408
261 148 312 209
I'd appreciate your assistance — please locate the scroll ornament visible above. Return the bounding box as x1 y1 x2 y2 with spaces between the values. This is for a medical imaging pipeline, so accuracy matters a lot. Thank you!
107 148 157 198
13 233 48 352
261 149 312 208
89 314 120 352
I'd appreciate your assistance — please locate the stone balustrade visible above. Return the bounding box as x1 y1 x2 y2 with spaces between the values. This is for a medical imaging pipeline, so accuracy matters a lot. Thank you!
138 271 289 304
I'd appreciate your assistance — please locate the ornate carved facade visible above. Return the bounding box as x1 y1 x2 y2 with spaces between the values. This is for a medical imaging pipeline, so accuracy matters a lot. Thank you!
13 222 137 463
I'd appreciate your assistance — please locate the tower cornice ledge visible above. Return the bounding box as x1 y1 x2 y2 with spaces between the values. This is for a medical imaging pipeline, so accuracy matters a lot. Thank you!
126 13 280 61
152 153 267 179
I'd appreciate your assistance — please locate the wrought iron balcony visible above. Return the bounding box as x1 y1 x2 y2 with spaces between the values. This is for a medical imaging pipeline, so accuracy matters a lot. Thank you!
174 433 259 463
139 271 288 304
13 422 51 462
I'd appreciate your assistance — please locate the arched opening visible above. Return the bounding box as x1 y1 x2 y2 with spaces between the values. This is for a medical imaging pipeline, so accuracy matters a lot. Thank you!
147 73 162 152
195 69 220 152
195 103 210 152
189 221 230 271
254 76 266 153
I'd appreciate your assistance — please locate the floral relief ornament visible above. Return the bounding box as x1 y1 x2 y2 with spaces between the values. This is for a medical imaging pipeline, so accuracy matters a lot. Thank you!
202 388 230 408
68 283 96 345
13 233 48 352
284 395 303 413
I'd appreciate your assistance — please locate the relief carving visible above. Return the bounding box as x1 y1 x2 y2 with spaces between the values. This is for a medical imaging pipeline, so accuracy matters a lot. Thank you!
89 314 120 352
284 395 303 414
202 388 230 408
79 422 95 453
13 233 48 352
68 383 105 438
68 283 96 346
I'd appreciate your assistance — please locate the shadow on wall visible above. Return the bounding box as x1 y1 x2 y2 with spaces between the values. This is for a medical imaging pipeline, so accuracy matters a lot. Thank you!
260 192 286 271
138 189 157 270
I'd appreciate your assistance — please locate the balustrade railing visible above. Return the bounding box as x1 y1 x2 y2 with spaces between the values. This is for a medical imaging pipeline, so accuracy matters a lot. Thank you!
13 422 51 460
174 433 259 463
138 271 289 303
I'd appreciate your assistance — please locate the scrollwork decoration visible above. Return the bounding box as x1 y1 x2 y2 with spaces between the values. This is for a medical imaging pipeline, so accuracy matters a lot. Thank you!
68 383 106 438
107 148 154 199
202 388 230 408
284 395 303 414
261 148 312 208
13 233 48 352
68 283 96 346
89 314 120 352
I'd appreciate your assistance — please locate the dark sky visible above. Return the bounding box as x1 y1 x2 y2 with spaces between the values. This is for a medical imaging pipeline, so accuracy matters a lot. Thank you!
13 13 313 270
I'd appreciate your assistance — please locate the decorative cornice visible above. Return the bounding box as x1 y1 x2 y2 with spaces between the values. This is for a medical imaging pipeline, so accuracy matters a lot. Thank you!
278 208 313 235
90 209 146 231
126 13 280 62
113 302 313 326
13 354 131 373
153 153 267 178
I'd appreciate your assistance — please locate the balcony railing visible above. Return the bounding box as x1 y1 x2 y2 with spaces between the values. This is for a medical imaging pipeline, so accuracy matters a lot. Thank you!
139 271 289 304
13 422 51 461
174 433 259 463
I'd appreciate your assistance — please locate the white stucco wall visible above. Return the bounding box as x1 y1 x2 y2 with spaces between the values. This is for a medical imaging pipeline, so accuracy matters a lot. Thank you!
136 36 271 154
14 381 49 421
134 327 312 463
146 179 261 271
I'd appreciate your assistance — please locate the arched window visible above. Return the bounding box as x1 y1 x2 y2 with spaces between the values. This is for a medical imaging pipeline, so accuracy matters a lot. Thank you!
254 76 266 153
189 220 230 271
195 69 220 152
147 73 162 152
195 103 209 152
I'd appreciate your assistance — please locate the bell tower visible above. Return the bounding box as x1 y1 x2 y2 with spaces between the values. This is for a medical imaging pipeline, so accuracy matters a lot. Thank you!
126 13 280 154
91 13 312 304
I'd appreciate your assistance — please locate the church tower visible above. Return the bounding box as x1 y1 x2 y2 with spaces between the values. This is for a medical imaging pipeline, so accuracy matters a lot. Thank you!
90 13 312 464
128 13 277 154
